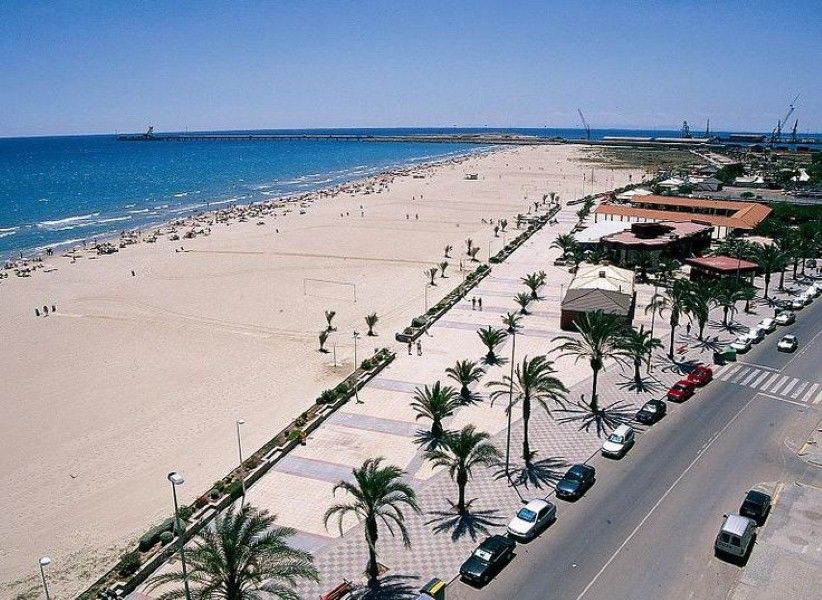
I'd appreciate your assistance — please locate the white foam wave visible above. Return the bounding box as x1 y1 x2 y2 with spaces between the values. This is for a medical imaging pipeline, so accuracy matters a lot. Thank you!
128 208 150 214
95 216 133 224
38 213 99 228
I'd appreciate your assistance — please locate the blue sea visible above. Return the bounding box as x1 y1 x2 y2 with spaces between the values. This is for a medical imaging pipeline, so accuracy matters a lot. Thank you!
1 127 817 257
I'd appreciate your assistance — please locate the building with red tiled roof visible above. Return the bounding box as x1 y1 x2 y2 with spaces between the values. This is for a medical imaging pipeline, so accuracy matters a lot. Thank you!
685 255 759 282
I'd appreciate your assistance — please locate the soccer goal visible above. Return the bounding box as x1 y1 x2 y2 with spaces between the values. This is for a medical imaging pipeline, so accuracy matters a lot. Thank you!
302 278 357 303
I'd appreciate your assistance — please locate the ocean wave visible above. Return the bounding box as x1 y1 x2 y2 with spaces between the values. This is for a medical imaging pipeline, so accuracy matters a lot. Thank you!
0 227 18 233
128 208 150 214
154 204 169 210
95 216 133 224
124 203 136 208
0 229 16 239
37 213 99 227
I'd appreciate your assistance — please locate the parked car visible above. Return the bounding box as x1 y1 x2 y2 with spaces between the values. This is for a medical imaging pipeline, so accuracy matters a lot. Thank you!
730 337 752 353
790 297 805 310
777 334 798 352
744 327 765 344
801 291 814 305
687 365 713 386
775 311 796 325
459 535 516 585
507 499 556 540
808 284 821 297
555 464 596 500
739 490 772 525
757 318 776 333
714 514 756 560
667 379 696 402
636 399 666 424
601 424 635 458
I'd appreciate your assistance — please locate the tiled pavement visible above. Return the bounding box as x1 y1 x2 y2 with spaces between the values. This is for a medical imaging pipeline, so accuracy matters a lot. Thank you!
134 190 822 599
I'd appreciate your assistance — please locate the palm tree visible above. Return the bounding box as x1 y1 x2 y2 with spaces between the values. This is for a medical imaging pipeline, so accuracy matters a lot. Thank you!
487 355 567 464
686 278 714 340
712 278 743 326
553 311 629 412
411 382 459 442
444 244 453 258
324 458 419 584
499 218 508 232
586 246 608 265
620 326 662 385
738 281 757 313
566 245 586 271
445 360 486 403
425 267 438 286
652 278 692 358
521 272 543 300
365 312 379 336
425 426 501 514
318 329 329 352
324 310 336 332
439 261 449 278
477 326 508 363
655 256 681 286
551 233 577 257
502 311 523 333
514 292 532 314
752 244 787 299
465 237 474 256
633 250 655 283
493 224 500 237
516 214 525 229
468 246 481 262
147 504 318 600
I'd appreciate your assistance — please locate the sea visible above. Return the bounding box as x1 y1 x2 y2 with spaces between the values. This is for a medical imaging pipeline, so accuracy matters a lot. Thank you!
1 127 818 257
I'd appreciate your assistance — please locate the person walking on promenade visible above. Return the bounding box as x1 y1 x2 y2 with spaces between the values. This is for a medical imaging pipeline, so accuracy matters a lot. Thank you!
686 322 691 336
416 340 423 356
471 297 476 310
407 340 413 355
478 297 483 311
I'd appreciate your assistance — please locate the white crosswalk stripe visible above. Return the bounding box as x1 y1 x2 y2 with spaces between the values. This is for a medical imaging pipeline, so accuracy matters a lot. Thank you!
720 364 819 405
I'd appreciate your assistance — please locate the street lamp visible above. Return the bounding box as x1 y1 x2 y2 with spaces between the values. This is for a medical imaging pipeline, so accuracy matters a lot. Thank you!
648 282 659 374
38 557 51 600
167 472 192 600
504 329 517 486
353 331 362 403
236 419 246 502
424 283 429 312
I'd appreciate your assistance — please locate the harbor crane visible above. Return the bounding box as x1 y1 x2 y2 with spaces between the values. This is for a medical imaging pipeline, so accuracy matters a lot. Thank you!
577 109 591 140
770 95 799 144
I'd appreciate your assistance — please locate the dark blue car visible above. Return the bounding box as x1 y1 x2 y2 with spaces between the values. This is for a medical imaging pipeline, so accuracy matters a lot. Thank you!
555 464 596 500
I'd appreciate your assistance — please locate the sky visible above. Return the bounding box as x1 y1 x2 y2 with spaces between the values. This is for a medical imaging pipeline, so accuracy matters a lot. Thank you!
1 0 820 137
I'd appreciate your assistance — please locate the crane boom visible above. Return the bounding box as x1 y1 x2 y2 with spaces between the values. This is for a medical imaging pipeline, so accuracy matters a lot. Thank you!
577 109 591 140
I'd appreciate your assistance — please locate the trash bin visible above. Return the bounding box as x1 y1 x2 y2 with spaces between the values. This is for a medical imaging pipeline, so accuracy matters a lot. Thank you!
417 577 446 600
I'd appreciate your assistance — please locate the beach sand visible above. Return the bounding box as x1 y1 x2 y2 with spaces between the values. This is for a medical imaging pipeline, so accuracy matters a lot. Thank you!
0 144 643 597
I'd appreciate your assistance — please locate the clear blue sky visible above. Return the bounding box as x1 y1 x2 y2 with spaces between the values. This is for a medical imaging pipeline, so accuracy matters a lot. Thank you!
1 0 820 137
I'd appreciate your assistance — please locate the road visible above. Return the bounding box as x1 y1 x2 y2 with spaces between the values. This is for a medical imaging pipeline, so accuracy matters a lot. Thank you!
450 299 822 600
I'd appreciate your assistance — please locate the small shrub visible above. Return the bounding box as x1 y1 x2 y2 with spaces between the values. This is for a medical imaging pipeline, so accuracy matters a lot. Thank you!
335 382 350 396
245 455 261 470
426 307 437 316
137 530 158 552
412 316 428 327
193 496 208 510
295 414 308 427
225 480 244 498
360 358 373 370
158 531 174 545
318 389 337 405
117 551 141 578
287 429 303 442
208 488 221 500
176 505 194 522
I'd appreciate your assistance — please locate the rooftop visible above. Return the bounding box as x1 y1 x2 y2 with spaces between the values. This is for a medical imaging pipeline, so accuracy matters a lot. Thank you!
573 221 631 244
567 263 635 292
603 220 712 247
686 255 759 272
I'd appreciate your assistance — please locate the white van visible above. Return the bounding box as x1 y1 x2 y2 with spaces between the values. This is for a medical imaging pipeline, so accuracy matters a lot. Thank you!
714 514 756 559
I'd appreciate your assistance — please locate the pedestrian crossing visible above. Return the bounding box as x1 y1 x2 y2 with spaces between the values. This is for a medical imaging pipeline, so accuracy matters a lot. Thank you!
715 363 822 405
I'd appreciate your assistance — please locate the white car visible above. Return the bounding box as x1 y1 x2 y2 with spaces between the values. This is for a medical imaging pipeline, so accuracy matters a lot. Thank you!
744 327 765 344
601 424 635 458
757 318 776 333
809 284 821 298
791 297 805 310
730 337 752 353
775 311 795 325
506 499 556 540
777 334 798 352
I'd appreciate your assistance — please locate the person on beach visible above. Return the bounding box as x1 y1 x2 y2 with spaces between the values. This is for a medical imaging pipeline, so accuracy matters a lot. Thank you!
478 297 483 311
416 340 422 356
408 340 413 355
35 308 40 317
472 297 476 310
686 322 691 336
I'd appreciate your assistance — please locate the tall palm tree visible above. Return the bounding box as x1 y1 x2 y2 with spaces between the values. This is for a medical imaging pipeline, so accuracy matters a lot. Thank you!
425 267 438 286
652 278 692 358
444 244 453 258
655 256 681 286
439 261 449 278
465 237 474 256
468 246 481 262
712 278 744 326
753 244 787 299
411 382 459 442
477 326 508 363
487 355 567 465
365 312 379 336
502 311 523 333
324 458 420 584
553 311 629 412
633 250 655 283
586 246 608 265
620 326 662 385
318 329 329 352
445 360 486 403
147 504 318 600
521 272 544 300
551 233 577 257
514 292 532 314
425 426 501 514
686 278 715 340
738 281 757 313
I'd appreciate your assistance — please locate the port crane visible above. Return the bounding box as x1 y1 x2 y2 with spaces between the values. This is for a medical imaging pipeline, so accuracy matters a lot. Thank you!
770 95 799 144
577 109 591 140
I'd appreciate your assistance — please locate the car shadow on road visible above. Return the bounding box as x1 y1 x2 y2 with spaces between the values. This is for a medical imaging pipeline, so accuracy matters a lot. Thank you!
425 505 504 542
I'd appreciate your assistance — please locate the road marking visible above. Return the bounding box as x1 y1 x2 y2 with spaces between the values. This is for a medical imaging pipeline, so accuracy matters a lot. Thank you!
720 365 741 381
801 383 819 403
730 367 751 383
760 372 781 392
791 382 808 399
741 369 760 385
758 392 808 407
814 389 822 405
770 375 790 394
751 371 770 388
782 322 822 369
574 395 757 600
738 360 780 372
781 378 799 395
713 364 731 378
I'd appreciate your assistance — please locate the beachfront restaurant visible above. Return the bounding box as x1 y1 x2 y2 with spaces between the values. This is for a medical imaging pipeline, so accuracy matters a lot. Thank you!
560 263 636 331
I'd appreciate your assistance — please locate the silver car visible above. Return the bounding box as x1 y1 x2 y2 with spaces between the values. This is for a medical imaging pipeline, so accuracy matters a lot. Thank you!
506 499 556 540
715 514 756 559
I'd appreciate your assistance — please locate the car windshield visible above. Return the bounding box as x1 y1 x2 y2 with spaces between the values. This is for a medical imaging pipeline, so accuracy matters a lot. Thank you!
517 508 537 522
643 403 657 412
673 384 686 391
608 433 624 443
473 548 493 561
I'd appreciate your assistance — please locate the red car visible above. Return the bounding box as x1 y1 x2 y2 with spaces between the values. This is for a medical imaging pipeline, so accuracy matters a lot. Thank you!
667 379 696 402
687 365 713 386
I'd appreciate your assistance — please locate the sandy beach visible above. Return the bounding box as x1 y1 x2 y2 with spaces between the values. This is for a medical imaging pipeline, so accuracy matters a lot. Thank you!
0 144 643 597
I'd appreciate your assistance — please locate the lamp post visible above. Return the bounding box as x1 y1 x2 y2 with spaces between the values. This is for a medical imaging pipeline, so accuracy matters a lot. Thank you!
38 557 51 600
504 329 517 486
353 331 361 403
424 283 429 312
168 472 192 600
236 419 246 503
648 282 659 374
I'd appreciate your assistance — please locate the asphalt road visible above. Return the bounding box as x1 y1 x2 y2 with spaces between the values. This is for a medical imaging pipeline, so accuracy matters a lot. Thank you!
450 299 822 600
